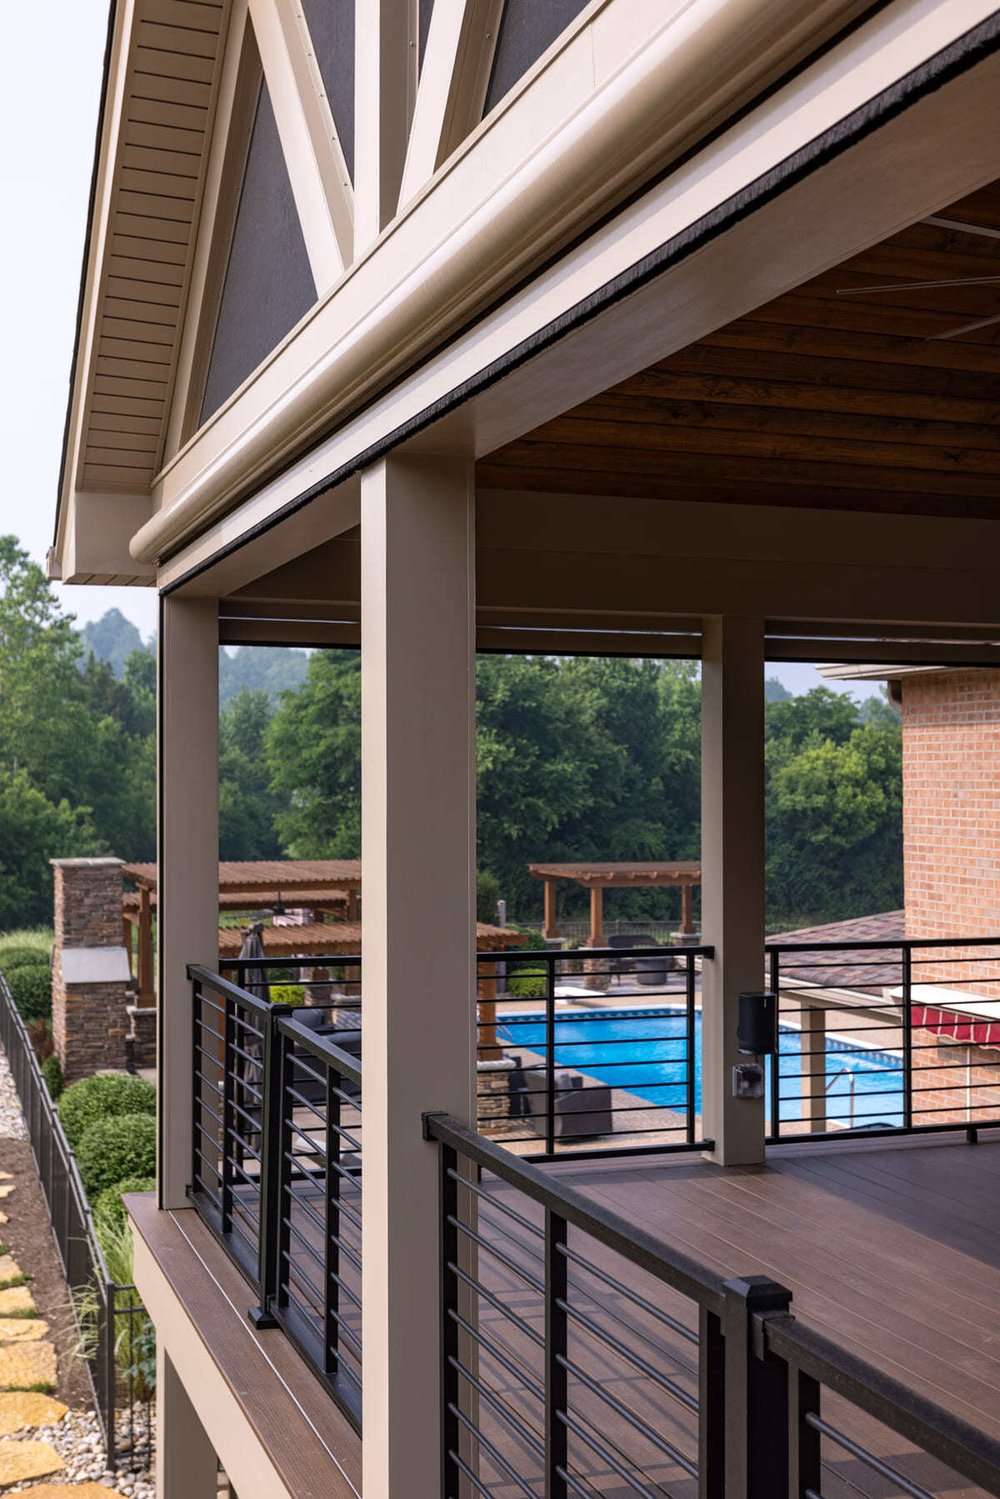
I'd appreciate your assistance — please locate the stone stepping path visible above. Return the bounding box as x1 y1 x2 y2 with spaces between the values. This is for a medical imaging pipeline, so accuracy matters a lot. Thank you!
0 1181 124 1499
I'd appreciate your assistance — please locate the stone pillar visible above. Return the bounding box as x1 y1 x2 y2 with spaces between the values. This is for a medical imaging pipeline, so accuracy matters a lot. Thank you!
701 616 767 1166
361 454 475 1499
51 858 131 1083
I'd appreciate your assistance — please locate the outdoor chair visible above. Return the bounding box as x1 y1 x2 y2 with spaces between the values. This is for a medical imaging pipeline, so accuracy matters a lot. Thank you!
606 933 659 978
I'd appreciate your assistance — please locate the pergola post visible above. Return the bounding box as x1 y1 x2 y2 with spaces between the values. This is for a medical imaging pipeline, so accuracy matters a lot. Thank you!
137 884 155 1006
680 881 695 937
589 885 605 947
158 597 219 1209
543 876 558 939
701 615 766 1167
361 453 476 1499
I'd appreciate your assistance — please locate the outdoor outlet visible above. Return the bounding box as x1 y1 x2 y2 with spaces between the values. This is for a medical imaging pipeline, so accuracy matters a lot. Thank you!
733 1062 765 1099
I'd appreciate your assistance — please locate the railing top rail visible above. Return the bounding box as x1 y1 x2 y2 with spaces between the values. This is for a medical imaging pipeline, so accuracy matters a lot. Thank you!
768 933 1000 954
765 1313 1000 1492
424 1112 725 1313
275 1013 363 1087
188 963 273 1015
220 944 715 969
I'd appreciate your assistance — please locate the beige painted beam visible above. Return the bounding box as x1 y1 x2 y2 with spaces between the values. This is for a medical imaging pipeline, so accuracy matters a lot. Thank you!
250 0 353 283
354 0 418 255
398 0 502 208
156 1346 217 1499
158 598 219 1209
361 453 476 1497
700 615 766 1167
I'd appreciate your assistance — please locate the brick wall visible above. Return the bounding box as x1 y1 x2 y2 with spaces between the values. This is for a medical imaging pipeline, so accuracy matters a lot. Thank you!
902 672 1000 1124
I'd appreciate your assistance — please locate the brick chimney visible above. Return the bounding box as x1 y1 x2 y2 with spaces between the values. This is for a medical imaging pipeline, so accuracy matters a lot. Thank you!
51 858 131 1082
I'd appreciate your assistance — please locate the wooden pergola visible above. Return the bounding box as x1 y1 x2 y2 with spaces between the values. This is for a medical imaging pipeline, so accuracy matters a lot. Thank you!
122 859 364 1005
529 861 701 946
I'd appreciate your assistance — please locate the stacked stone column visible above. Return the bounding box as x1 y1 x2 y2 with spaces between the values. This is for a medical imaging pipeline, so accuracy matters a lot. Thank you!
51 859 130 1082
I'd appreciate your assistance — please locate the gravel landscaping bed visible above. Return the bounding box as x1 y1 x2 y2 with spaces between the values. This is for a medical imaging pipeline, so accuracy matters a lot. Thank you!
3 1408 154 1497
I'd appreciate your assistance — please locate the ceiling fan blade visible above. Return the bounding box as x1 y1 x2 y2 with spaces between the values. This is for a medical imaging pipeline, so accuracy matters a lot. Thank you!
928 310 1000 341
923 215 1000 242
838 275 1000 295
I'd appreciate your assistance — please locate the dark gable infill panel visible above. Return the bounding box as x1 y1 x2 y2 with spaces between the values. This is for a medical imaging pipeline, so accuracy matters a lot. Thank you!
162 11 1000 586
200 80 317 423
299 0 355 180
485 0 594 114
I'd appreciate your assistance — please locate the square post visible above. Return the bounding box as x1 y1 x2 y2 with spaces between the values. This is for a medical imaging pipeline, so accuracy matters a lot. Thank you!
701 616 766 1166
589 885 604 947
159 597 219 1209
543 877 558 939
361 453 476 1498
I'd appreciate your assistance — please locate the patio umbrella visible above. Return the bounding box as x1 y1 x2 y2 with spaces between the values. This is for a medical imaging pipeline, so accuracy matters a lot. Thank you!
238 921 270 1003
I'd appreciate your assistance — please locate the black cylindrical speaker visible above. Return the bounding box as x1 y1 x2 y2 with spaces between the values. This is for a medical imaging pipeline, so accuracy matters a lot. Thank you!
737 990 777 1055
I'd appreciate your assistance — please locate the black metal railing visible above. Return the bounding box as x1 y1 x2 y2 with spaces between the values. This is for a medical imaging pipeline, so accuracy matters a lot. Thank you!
0 974 150 1471
424 1112 1000 1498
767 935 1000 1143
223 943 713 1161
478 944 712 1160
189 966 362 1431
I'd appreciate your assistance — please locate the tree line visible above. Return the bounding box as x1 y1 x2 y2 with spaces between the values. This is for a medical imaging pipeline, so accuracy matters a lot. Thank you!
0 536 902 931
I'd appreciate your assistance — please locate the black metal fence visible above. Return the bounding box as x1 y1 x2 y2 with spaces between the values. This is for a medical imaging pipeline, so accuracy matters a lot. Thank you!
424 1112 1000 1498
768 935 1000 1143
0 974 150 1471
189 965 362 1431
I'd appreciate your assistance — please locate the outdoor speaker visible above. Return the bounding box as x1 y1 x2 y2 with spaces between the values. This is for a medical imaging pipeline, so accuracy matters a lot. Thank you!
737 990 777 1055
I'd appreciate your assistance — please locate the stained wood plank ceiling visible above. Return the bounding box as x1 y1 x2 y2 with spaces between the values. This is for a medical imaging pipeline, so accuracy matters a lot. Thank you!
80 0 225 493
479 184 1000 518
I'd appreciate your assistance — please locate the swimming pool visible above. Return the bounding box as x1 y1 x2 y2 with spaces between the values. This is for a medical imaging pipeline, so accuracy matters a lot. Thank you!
498 1007 904 1130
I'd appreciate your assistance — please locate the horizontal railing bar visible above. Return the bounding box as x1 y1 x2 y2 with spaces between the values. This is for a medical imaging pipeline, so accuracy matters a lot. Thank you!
425 1114 724 1313
450 1402 539 1498
557 1297 698 1411
556 1350 699 1475
277 1016 363 1084
557 1242 700 1344
557 1408 669 1497
450 1358 546 1464
768 935 1000 953
804 1413 934 1499
449 1168 545 1240
766 1314 1000 1491
447 1306 546 1403
448 1261 545 1349
448 1214 545 1294
188 964 274 1014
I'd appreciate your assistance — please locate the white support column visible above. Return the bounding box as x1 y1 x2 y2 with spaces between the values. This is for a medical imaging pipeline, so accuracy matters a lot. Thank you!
158 596 219 1209
354 0 418 254
155 1346 217 1499
361 453 476 1499
700 615 766 1167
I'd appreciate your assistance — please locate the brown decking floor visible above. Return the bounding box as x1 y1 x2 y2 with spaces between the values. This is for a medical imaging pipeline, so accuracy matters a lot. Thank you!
468 1129 1000 1497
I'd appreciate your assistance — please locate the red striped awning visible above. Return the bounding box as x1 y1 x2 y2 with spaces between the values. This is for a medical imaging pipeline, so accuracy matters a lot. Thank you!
913 1004 1000 1048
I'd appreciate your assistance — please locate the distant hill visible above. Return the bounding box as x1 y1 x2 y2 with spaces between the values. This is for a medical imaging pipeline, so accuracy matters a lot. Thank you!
80 610 310 703
81 608 146 677
765 675 792 703
219 646 309 704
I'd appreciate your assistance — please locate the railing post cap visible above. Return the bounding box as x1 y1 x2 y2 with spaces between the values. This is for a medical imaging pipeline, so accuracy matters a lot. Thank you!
723 1274 793 1313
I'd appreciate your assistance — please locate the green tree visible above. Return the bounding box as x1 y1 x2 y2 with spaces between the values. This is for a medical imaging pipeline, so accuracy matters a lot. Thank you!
0 771 96 927
219 689 283 859
266 651 362 856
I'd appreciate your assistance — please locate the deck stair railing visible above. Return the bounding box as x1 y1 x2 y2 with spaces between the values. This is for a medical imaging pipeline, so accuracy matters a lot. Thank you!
767 935 1000 1142
189 965 362 1430
424 1112 1000 1498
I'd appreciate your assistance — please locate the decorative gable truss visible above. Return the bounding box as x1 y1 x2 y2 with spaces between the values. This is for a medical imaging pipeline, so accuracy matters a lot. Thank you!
55 0 619 580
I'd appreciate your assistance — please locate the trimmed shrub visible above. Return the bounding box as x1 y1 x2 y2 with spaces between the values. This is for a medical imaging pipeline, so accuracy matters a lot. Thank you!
270 984 305 1007
7 964 51 1024
0 946 50 973
76 1114 156 1199
505 970 548 999
41 1053 64 1099
58 1073 156 1150
93 1175 156 1235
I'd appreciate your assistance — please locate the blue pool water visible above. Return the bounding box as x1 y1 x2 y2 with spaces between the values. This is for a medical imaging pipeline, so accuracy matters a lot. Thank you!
499 1007 904 1130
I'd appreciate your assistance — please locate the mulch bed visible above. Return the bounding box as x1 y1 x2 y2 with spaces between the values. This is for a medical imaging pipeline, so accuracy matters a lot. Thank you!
0 1139 91 1408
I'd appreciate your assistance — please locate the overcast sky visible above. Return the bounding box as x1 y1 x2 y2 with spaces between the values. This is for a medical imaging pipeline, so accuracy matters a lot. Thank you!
0 1 873 700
